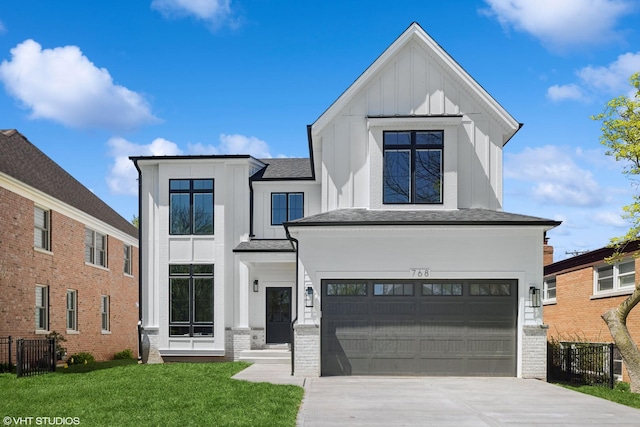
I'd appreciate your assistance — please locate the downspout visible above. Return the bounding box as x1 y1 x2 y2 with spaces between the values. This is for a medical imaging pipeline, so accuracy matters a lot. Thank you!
249 176 255 238
285 225 298 376
133 159 143 362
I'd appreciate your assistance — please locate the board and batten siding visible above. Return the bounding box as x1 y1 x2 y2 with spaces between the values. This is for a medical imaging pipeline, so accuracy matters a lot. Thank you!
316 40 507 212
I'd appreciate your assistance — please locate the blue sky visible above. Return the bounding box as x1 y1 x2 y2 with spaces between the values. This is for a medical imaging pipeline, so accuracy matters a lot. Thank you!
1 0 640 261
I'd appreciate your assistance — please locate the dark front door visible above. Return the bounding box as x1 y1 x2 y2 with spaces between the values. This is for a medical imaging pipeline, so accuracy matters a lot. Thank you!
266 287 292 344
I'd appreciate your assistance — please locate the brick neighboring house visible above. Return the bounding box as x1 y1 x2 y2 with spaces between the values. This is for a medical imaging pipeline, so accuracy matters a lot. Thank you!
0 130 139 361
543 240 640 381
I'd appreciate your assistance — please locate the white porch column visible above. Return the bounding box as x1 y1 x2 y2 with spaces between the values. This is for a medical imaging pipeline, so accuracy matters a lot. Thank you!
238 261 250 328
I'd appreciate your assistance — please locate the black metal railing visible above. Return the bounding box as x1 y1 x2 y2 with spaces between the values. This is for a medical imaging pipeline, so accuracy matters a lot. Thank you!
16 337 56 378
548 342 620 388
0 336 13 373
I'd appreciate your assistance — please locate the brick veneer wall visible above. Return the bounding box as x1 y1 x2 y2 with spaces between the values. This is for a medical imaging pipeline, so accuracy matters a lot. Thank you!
522 325 547 379
294 324 319 377
544 260 640 381
0 187 139 361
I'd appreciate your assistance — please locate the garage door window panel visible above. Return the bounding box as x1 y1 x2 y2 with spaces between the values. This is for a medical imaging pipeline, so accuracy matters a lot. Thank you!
374 283 414 296
422 283 462 296
326 283 367 296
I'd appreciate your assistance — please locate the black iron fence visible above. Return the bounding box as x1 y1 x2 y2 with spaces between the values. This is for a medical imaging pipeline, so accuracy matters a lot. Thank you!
16 337 56 378
548 341 621 388
0 336 13 373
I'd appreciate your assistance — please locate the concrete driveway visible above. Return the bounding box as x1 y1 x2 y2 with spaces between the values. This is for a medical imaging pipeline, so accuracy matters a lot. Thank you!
233 365 640 426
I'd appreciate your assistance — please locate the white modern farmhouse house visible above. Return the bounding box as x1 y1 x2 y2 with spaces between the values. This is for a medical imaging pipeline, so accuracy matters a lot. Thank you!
132 23 559 378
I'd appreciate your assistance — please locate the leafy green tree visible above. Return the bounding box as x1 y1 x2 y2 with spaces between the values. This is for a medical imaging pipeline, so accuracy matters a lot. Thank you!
132 215 139 229
592 72 640 392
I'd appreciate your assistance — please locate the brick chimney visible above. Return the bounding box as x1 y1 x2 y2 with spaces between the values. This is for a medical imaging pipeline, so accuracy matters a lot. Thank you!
543 235 554 266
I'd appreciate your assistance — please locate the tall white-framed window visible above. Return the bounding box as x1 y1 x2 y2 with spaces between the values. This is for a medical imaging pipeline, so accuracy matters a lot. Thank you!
543 277 556 303
124 244 132 275
101 295 110 332
34 206 50 251
594 260 635 294
66 290 78 331
85 228 107 267
35 285 48 331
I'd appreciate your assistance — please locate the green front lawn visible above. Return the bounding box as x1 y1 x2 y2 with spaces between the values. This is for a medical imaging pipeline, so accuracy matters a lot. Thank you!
559 382 640 409
0 361 304 426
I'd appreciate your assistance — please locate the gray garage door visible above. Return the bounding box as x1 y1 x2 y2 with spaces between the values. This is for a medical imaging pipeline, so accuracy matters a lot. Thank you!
321 279 517 376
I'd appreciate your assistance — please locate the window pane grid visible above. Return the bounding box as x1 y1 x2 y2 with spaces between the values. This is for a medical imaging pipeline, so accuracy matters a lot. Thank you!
383 131 443 204
101 296 110 331
35 286 48 330
34 207 50 250
169 179 214 235
66 290 77 331
169 264 214 337
596 261 635 292
271 192 304 225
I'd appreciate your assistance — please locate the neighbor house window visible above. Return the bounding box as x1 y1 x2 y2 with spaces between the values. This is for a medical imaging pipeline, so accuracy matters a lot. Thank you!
101 296 110 331
35 285 48 331
85 228 107 267
34 206 50 251
383 130 443 204
66 290 77 331
543 278 557 302
169 264 214 337
124 244 132 275
271 192 304 225
595 260 635 293
169 179 214 235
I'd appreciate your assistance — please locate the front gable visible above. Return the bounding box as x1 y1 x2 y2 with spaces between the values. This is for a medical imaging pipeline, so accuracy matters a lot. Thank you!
311 23 520 212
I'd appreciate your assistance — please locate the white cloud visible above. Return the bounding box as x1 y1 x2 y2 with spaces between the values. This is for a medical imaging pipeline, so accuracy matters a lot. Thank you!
151 0 238 29
546 84 587 102
481 0 634 51
576 52 640 95
593 211 628 227
107 133 271 194
505 145 606 207
107 137 183 195
547 52 640 102
0 40 158 131
0 19 6 33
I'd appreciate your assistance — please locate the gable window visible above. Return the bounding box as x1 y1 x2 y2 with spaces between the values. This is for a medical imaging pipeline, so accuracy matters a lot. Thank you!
34 206 50 251
595 260 635 294
169 179 214 235
35 285 48 331
66 290 77 331
543 277 556 302
169 264 214 337
101 295 110 332
271 192 304 225
383 130 443 204
85 228 107 267
124 244 132 275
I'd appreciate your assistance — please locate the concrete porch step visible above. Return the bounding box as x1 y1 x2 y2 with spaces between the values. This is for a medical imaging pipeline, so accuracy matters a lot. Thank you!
239 348 291 365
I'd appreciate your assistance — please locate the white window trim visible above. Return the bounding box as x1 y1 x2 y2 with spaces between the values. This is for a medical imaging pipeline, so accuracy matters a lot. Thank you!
66 290 78 332
101 295 110 332
593 260 636 296
124 244 132 276
543 277 557 304
35 285 48 332
85 228 108 268
34 205 51 252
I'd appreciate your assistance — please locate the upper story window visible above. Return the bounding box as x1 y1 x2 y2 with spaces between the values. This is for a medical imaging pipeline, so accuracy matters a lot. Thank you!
85 228 107 267
271 192 304 225
383 130 443 204
595 260 635 294
169 179 214 235
124 244 132 275
543 277 556 302
34 206 50 251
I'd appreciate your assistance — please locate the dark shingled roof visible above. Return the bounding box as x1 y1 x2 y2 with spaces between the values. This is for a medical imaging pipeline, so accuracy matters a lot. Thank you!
285 208 561 227
0 130 138 239
233 239 295 252
544 240 640 276
253 158 313 180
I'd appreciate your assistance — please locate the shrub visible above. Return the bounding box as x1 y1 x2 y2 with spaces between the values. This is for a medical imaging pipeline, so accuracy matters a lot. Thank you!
616 382 631 392
47 331 67 360
113 349 134 360
67 352 95 365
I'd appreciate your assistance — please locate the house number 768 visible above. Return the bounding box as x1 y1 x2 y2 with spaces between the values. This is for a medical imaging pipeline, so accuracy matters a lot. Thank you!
410 268 430 277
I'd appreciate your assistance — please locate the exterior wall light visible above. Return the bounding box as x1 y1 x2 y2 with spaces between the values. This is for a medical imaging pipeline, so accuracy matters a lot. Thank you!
529 286 541 308
253 279 259 293
305 286 314 308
